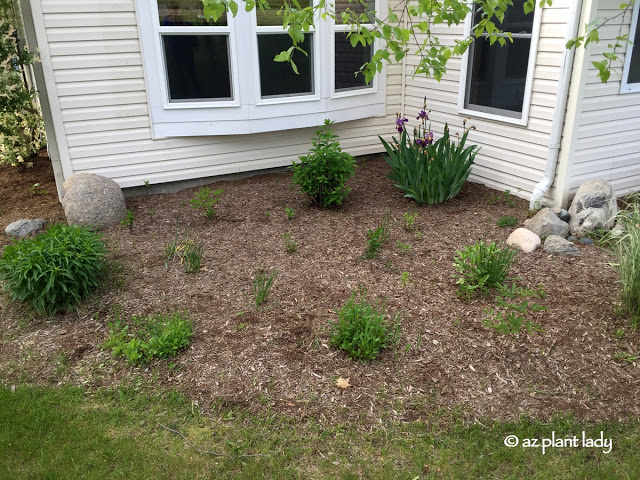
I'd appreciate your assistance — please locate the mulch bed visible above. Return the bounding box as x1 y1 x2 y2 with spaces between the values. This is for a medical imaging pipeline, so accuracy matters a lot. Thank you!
0 155 638 425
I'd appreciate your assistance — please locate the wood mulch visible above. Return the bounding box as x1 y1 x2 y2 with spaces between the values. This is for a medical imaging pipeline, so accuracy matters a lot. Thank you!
0 155 638 426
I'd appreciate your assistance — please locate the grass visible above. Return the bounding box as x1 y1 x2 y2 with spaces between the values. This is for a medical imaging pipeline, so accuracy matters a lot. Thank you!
253 266 277 307
1 384 639 479
497 214 519 228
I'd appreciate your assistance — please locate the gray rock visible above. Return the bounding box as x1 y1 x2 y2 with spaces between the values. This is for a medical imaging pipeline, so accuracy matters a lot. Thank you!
577 237 594 245
552 207 570 222
567 235 577 242
62 173 127 229
523 208 570 239
506 228 541 253
4 219 48 238
568 179 618 237
543 235 582 256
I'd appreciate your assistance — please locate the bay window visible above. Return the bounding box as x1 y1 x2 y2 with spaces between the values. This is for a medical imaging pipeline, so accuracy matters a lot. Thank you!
621 0 640 93
136 0 386 137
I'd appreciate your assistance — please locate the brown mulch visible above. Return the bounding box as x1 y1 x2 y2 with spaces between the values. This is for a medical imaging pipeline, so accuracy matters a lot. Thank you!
0 155 638 426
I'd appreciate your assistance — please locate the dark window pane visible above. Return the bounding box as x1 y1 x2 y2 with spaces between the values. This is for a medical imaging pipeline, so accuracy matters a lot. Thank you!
467 37 531 113
473 0 532 34
335 0 375 24
163 35 232 101
258 34 313 97
335 33 372 90
158 0 226 26
256 0 312 26
628 11 640 84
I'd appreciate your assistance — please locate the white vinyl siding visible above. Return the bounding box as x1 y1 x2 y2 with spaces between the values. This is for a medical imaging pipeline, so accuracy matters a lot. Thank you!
35 0 401 189
568 0 640 197
403 0 572 200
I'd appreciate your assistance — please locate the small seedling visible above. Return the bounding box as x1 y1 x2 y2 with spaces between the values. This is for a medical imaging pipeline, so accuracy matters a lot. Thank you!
282 233 298 254
29 183 48 195
265 211 271 218
149 209 155 220
400 271 410 288
402 211 417 231
120 210 134 232
497 215 518 228
253 266 277 307
396 241 412 254
614 328 625 340
143 180 151 193
285 206 295 220
190 187 222 219
183 240 204 273
237 323 248 331
614 351 638 364
365 211 391 259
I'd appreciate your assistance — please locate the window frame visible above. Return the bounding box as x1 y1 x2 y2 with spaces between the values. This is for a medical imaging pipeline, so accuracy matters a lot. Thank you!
457 2 542 126
620 0 640 94
135 0 387 138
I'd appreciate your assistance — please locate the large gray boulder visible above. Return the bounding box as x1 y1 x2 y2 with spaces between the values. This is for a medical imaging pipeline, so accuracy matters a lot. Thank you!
543 235 581 256
62 173 127 229
5 219 47 238
523 208 569 239
568 180 618 237
506 228 541 253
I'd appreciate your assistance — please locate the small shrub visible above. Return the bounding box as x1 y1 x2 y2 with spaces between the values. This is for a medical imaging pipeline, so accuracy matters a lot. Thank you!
329 291 399 361
0 224 107 314
453 241 518 298
285 206 295 220
120 210 134 232
497 215 518 228
190 187 223 218
253 266 277 307
290 119 356 207
103 311 193 365
282 233 298 254
402 210 417 230
380 99 479 205
365 211 390 259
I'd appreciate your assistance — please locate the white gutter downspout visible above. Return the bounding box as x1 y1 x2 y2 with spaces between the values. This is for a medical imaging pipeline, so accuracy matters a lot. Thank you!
529 0 584 209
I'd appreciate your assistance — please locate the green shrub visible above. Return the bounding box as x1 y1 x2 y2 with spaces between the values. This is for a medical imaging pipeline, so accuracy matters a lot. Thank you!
607 196 640 328
190 187 222 218
380 104 479 205
103 311 193 365
253 266 277 307
291 119 356 207
0 0 46 167
453 241 518 298
329 291 399 361
497 215 519 228
0 224 107 314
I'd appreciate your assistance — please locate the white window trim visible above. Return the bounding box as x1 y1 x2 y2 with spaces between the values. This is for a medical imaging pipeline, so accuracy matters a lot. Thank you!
620 0 640 94
135 0 387 138
457 3 543 126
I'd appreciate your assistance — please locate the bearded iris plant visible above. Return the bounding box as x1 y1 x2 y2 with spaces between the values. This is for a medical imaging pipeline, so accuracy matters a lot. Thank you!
380 97 480 205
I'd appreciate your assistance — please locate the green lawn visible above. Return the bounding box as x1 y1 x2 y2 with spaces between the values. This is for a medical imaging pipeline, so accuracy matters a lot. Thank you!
1 384 638 479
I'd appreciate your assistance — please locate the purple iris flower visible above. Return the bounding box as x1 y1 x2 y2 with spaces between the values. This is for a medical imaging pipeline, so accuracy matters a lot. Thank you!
425 131 434 144
396 117 408 132
416 110 429 120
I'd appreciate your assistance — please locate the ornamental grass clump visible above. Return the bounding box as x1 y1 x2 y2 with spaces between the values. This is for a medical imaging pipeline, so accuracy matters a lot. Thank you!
291 119 355 207
380 97 479 204
453 240 518 298
0 224 107 314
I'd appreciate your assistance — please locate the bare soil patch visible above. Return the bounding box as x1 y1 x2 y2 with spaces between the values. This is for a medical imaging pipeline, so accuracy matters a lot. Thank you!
1 156 638 425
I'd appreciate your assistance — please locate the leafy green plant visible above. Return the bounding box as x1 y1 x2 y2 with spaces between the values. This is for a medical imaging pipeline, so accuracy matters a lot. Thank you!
483 309 543 336
453 241 518 298
190 187 223 218
380 101 479 205
290 119 356 208
143 180 151 193
0 224 107 314
483 285 546 335
183 240 203 273
149 209 155 220
282 233 298 254
614 351 638 364
399 271 410 288
365 211 390 259
121 210 134 232
0 0 46 167
103 311 193 365
329 290 399 361
285 206 295 220
396 241 412 254
29 183 48 196
497 215 518 228
402 210 417 230
488 190 517 207
252 266 277 307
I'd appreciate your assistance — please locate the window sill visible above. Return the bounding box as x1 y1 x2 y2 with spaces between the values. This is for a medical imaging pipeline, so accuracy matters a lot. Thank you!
457 107 528 127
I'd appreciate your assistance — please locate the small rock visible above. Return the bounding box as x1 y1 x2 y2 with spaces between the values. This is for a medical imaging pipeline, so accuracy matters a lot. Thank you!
62 173 127 229
4 219 48 238
524 208 569 239
506 228 541 253
577 237 594 245
567 235 577 242
543 235 581 256
552 207 570 222
568 179 618 237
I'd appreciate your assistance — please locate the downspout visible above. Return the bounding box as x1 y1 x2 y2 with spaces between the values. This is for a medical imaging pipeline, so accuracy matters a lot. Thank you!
529 0 584 209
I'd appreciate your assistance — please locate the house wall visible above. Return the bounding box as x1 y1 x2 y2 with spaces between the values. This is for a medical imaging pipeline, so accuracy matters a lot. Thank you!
560 0 640 201
32 0 402 190
402 0 574 202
